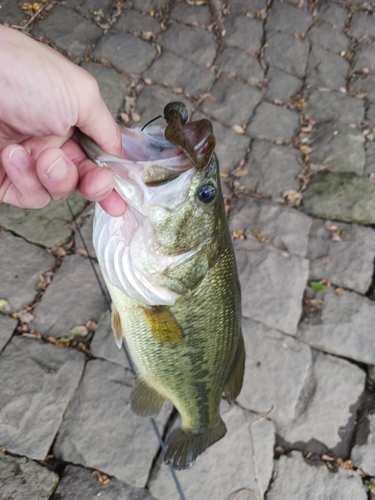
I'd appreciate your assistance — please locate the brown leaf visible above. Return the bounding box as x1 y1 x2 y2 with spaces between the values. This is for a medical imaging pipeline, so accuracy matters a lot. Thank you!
78 342 91 355
232 125 245 134
300 145 312 155
100 58 112 68
75 248 89 257
17 309 34 324
50 247 66 258
232 229 245 240
132 112 141 122
47 336 69 347
219 172 229 178
144 77 152 85
252 228 267 243
92 470 111 484
119 112 130 124
335 287 347 296
234 169 248 177
21 3 33 9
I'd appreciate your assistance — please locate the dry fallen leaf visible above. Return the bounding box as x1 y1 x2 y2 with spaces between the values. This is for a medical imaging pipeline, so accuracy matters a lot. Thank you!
17 309 34 324
32 2 41 10
232 124 245 134
304 299 323 311
75 248 89 257
21 3 33 9
70 325 89 337
335 287 347 296
300 145 312 155
144 77 152 85
50 247 66 258
47 336 69 347
132 112 141 122
119 112 130 124
219 172 229 178
234 169 248 177
252 228 267 243
78 342 91 355
336 458 353 469
232 229 245 240
92 470 111 485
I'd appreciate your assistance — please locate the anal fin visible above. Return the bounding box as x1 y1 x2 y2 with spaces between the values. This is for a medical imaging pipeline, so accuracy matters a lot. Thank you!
130 374 166 417
111 306 123 349
223 333 245 404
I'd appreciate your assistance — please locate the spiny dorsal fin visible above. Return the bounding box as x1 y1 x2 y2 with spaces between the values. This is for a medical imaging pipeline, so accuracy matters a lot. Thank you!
111 306 123 349
223 333 245 404
130 374 166 417
142 306 184 347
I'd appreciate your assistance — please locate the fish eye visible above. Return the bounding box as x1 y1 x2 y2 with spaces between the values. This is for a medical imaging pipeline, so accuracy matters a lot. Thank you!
164 102 188 125
197 184 216 203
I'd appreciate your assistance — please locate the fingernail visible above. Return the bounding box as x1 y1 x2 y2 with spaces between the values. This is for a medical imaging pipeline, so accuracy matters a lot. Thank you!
46 157 68 180
9 147 29 170
93 186 112 199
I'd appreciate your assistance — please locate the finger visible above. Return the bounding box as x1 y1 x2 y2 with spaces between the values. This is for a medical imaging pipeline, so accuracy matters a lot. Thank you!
0 144 50 208
99 189 127 217
36 147 79 200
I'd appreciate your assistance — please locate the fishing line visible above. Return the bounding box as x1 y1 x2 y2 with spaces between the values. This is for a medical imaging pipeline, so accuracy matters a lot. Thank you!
66 199 187 500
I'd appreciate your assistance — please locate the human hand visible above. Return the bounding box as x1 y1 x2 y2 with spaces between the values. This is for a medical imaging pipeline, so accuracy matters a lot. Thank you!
0 26 127 216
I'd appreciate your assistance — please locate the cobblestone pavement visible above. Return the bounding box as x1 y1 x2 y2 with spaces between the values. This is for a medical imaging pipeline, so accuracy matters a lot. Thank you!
1 0 375 498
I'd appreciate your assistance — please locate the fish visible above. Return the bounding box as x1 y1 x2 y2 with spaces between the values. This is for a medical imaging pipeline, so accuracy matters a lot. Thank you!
76 102 245 470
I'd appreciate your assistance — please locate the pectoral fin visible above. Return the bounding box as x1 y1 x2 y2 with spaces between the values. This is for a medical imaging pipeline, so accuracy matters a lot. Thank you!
111 307 123 349
130 374 166 417
142 306 184 347
223 333 245 403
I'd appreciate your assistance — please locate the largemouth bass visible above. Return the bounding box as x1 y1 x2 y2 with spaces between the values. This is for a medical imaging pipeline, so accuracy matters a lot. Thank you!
77 103 245 470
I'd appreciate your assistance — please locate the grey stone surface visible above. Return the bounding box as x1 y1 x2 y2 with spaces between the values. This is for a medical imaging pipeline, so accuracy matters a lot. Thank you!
239 140 303 198
305 90 365 127
303 171 375 224
54 358 171 487
308 21 349 54
317 2 348 30
309 122 365 174
171 3 211 25
307 218 375 294
353 41 375 73
281 351 365 456
114 9 162 35
348 11 375 41
265 66 302 103
224 15 264 53
143 51 215 96
0 231 55 312
149 404 275 500
229 0 267 15
34 7 102 60
365 141 375 175
247 102 300 141
81 61 130 115
367 103 375 127
132 0 169 12
93 32 157 74
0 2 26 25
201 76 263 127
238 319 313 427
230 197 312 258
300 288 375 364
352 73 375 102
91 310 126 367
0 192 87 247
160 23 216 67
264 32 309 78
52 464 158 500
74 207 96 258
215 47 264 85
31 254 107 338
306 45 349 89
63 0 113 17
0 336 85 459
267 452 367 500
266 2 312 35
0 452 59 500
0 314 16 353
351 413 375 477
234 238 309 335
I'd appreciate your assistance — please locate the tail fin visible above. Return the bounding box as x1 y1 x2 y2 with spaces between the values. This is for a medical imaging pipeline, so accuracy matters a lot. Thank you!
164 420 227 470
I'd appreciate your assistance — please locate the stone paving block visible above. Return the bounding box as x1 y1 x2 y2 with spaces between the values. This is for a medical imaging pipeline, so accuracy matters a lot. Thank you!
229 197 312 258
351 413 375 477
300 288 375 365
74 207 96 258
348 11 375 41
91 310 126 367
0 451 59 500
63 0 113 17
367 103 375 126
0 231 55 312
307 218 375 294
0 2 26 24
0 314 16 353
52 463 158 500
317 2 348 30
171 3 211 25
132 0 169 12
93 31 157 74
306 45 349 90
201 76 263 127
0 192 87 247
81 61 130 115
234 239 309 335
224 15 264 53
149 404 275 500
266 1 312 35
34 7 102 60
54 358 171 487
267 452 367 500
309 122 365 174
305 90 365 127
352 74 375 102
215 47 264 85
264 32 309 78
31 254 107 338
134 85 194 125
114 9 162 35
238 140 303 198
238 319 313 427
353 41 375 73
247 102 300 141
229 0 267 15
265 66 302 103
365 141 375 175
303 171 375 224
160 23 216 67
0 336 85 459
308 20 349 54
143 51 215 96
